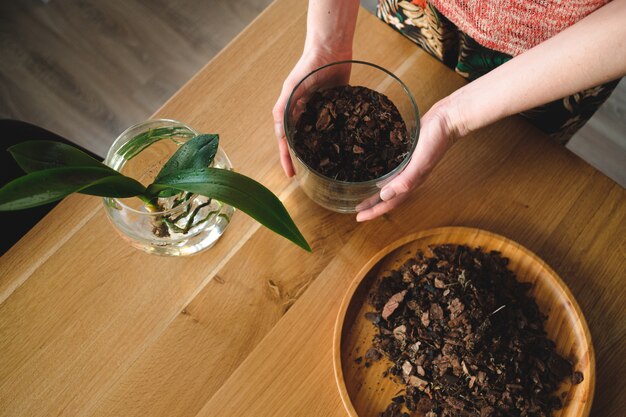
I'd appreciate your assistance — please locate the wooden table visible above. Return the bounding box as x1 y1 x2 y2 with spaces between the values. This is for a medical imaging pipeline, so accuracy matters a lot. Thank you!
1 1 624 416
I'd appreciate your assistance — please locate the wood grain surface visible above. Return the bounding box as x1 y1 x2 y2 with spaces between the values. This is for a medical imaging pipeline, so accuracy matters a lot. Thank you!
0 1 624 417
334 228 594 417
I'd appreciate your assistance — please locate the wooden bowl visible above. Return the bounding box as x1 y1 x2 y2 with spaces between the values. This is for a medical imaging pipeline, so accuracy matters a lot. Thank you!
333 227 594 417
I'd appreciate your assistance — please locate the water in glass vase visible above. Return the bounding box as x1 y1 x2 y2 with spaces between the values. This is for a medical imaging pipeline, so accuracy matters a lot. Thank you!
103 119 235 256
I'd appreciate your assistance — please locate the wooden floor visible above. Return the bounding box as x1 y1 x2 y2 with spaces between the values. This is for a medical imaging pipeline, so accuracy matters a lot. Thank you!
0 0 272 157
567 79 626 187
1 0 624 186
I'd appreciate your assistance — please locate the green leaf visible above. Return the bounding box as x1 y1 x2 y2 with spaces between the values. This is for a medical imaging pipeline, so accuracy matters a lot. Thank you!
155 134 219 182
8 140 113 173
0 167 146 211
148 168 311 252
79 177 146 197
153 134 219 197
116 126 196 160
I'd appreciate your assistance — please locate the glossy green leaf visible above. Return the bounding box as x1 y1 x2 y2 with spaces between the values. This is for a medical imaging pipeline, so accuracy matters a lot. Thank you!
153 134 219 197
0 167 146 211
155 134 219 182
148 168 311 252
8 140 113 173
79 177 146 197
116 126 196 160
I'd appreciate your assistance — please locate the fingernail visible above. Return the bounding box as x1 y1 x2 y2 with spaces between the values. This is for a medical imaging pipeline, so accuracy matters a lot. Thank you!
274 123 283 139
380 187 396 201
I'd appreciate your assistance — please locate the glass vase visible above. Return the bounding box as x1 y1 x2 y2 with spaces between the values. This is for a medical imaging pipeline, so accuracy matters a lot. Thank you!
103 119 234 256
284 60 419 213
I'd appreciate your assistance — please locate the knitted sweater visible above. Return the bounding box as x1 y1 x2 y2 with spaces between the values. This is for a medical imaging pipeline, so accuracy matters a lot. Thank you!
429 0 610 56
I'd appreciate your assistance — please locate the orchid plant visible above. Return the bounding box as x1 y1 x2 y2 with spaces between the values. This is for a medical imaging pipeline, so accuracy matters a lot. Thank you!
0 132 311 251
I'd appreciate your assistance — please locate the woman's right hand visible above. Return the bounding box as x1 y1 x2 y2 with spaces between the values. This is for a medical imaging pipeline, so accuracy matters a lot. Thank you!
272 47 352 177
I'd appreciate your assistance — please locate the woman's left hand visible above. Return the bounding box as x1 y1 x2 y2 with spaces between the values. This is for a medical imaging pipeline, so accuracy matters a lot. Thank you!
356 99 463 221
358 0 626 221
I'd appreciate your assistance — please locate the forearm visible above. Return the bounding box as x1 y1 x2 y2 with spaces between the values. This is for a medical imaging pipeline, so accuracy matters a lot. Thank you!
304 0 360 54
447 0 626 136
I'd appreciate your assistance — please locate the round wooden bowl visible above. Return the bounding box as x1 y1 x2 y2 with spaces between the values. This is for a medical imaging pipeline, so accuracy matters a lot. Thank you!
333 227 594 417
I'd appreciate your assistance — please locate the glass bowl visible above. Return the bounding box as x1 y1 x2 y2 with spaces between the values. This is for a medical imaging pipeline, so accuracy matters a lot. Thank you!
284 60 419 213
103 119 234 256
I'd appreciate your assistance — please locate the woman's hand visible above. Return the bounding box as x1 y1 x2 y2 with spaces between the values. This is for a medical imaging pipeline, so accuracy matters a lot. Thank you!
357 0 626 221
272 47 352 177
356 99 463 221
272 0 360 176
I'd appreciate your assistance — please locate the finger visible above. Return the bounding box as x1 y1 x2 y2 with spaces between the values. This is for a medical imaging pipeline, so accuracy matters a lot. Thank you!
354 192 382 212
272 108 295 177
272 86 291 140
356 192 410 222
273 80 299 177
379 116 451 202
277 134 295 177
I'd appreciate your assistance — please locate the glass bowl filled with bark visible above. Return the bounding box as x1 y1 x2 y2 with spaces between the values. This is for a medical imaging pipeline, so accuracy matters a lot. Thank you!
284 60 419 212
333 227 594 417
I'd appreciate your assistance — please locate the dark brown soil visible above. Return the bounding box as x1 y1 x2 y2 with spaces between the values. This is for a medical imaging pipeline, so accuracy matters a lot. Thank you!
364 245 583 417
292 85 411 182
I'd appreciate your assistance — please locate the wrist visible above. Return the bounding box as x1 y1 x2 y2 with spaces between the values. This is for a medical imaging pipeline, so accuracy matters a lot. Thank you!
304 0 358 58
429 92 471 140
304 33 353 58
301 39 353 66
